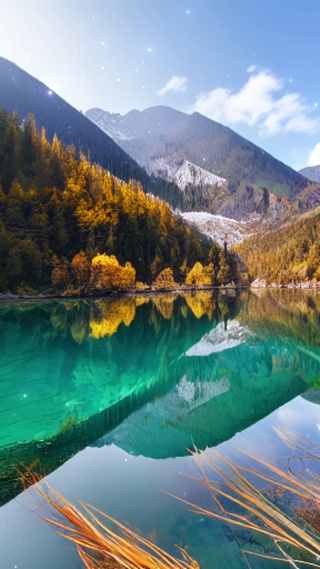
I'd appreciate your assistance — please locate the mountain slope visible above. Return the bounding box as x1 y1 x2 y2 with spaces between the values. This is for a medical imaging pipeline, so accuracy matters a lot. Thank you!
86 106 309 217
237 205 320 284
300 165 320 182
0 109 217 292
0 57 171 195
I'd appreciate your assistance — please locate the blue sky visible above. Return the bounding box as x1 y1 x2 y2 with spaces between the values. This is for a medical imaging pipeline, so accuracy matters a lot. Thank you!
1 0 320 170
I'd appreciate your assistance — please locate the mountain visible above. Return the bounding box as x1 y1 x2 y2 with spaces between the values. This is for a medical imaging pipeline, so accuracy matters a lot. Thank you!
0 109 217 292
300 164 320 182
0 57 176 198
0 56 311 221
86 106 310 219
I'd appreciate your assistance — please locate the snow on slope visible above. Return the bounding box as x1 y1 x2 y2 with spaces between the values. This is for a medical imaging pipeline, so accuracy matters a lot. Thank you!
179 211 257 245
153 157 226 190
86 108 136 141
186 321 249 357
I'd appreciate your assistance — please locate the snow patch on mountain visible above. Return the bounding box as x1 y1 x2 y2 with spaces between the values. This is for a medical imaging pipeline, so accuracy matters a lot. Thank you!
86 108 136 141
179 211 258 245
153 157 226 190
176 374 230 407
86 108 227 190
186 321 249 357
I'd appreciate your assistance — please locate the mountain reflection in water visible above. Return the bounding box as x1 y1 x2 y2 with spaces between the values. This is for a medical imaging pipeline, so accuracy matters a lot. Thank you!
1 289 320 505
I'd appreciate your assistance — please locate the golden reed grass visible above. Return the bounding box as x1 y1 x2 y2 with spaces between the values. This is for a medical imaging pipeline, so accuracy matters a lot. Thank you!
20 467 199 569
20 429 320 568
169 433 320 568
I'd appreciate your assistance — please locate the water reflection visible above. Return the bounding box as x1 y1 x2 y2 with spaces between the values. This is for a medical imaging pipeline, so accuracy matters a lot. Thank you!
1 290 320 506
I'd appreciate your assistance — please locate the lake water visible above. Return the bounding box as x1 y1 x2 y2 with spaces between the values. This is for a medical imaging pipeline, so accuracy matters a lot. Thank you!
1 289 320 569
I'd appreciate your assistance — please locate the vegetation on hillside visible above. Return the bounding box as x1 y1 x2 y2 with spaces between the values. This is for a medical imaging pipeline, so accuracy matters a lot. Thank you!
0 109 239 293
237 206 320 285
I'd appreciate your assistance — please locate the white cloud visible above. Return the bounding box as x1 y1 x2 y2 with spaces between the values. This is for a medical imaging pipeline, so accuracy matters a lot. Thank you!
158 75 187 96
190 68 319 136
307 142 320 166
246 65 257 74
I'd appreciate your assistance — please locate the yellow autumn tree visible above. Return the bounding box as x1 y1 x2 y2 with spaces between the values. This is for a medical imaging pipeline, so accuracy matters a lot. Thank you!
90 298 136 338
71 251 91 289
90 254 136 291
183 291 214 319
185 261 214 287
153 267 176 289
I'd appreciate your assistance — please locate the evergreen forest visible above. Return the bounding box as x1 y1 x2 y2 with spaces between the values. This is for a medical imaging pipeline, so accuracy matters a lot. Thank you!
0 109 239 293
237 206 320 285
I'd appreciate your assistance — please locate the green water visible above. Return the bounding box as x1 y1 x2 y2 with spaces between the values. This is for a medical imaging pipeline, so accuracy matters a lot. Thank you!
2 289 320 568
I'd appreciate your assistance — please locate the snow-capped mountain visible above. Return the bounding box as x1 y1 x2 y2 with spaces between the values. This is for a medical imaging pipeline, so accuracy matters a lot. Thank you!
86 105 309 220
299 165 320 183
86 107 226 191
186 321 249 356
85 108 137 142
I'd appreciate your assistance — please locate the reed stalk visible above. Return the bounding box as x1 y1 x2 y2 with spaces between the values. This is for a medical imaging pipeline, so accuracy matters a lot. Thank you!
169 438 320 568
20 467 199 569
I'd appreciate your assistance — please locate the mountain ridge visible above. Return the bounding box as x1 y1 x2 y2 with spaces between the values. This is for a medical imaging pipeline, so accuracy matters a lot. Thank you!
86 105 309 199
86 105 311 220
0 57 181 201
300 164 320 182
0 56 312 222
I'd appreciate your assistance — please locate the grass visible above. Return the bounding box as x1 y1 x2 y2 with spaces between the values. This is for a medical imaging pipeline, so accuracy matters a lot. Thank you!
169 432 320 568
20 430 320 569
20 467 200 569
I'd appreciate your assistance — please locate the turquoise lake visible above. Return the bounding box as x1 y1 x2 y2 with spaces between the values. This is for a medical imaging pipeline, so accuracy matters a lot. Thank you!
1 289 320 568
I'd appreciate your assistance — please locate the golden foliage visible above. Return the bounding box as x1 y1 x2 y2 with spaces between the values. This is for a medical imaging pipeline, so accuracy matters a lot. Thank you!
20 469 200 569
135 295 150 307
89 298 136 338
90 254 136 291
71 251 91 288
182 291 214 319
153 268 176 289
152 293 177 319
238 206 320 284
185 262 214 287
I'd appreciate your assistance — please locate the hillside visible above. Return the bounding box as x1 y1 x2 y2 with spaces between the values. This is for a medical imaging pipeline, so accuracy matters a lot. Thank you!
0 109 242 293
300 165 320 183
237 206 320 285
86 106 310 219
0 57 183 205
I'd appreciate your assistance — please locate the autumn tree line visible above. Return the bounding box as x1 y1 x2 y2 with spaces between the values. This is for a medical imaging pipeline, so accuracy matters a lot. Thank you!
0 109 240 293
237 206 320 285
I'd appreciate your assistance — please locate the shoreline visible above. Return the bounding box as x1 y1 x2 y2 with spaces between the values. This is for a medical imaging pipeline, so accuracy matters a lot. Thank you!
250 279 320 290
2 281 320 303
0 283 247 303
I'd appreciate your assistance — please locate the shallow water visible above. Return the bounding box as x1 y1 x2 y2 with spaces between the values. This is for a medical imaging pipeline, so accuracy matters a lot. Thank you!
1 289 320 568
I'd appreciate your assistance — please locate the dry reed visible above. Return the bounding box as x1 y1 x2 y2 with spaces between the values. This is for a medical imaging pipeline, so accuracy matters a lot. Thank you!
20 429 320 568
167 436 320 568
20 467 199 569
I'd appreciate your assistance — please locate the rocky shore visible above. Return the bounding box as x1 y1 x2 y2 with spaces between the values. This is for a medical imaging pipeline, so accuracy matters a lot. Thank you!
251 279 320 289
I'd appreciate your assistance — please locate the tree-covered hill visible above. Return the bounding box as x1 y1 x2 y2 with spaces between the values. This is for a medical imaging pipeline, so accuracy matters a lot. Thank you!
0 109 239 293
0 57 182 207
237 206 320 284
